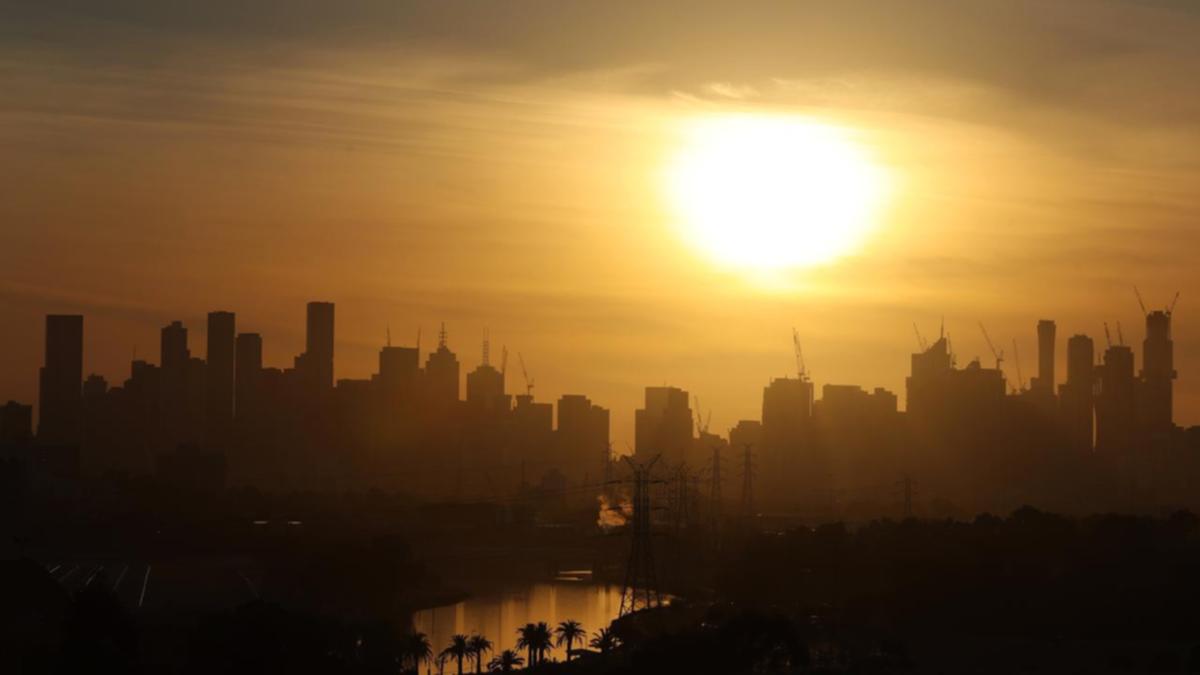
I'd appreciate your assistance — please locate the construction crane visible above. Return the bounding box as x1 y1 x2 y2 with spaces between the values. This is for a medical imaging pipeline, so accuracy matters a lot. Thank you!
517 352 534 398
1103 322 1113 349
1012 338 1026 392
792 328 810 381
913 323 928 352
693 396 711 436
1117 322 1125 346
1170 291 1181 315
1135 286 1148 317
978 322 1004 371
500 346 508 379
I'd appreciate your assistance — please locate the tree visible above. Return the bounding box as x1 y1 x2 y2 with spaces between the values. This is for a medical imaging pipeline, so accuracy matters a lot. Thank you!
488 649 524 672
440 634 471 675
468 634 493 674
406 632 433 674
516 622 553 666
589 627 619 654
554 620 585 661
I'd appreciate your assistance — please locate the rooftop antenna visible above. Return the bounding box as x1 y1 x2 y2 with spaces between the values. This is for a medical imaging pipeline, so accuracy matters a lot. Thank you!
386 324 392 348
940 315 945 340
500 345 508 379
438 322 447 349
1012 338 1026 392
482 327 490 366
416 326 422 352
1134 286 1148 317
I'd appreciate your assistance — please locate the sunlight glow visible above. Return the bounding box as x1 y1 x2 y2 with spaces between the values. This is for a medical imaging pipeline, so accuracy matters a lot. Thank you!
666 115 890 271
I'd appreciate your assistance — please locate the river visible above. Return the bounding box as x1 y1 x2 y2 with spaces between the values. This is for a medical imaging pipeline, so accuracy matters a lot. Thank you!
413 576 623 666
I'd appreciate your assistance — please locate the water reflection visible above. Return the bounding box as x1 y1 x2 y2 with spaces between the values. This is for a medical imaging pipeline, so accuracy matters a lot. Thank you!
413 581 623 665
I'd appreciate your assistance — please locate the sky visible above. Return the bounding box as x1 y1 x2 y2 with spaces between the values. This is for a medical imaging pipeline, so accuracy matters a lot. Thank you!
2 0 1200 447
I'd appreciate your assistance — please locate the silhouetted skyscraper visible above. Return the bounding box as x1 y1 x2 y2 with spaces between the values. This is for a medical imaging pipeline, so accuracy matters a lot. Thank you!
1 400 34 446
424 324 460 406
302 301 335 394
1033 320 1056 394
1059 334 1095 452
161 320 189 371
1096 344 1136 452
378 344 420 405
205 311 236 443
466 335 507 414
235 332 262 421
557 394 609 481
38 314 83 443
1138 310 1175 438
634 386 692 465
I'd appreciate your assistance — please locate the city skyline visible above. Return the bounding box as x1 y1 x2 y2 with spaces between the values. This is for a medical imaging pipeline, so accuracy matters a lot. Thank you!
2 293 1189 451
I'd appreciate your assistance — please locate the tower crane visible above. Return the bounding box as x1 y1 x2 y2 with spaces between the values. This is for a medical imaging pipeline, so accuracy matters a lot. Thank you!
913 323 928 352
517 352 534 398
792 328 810 381
978 322 1004 371
1135 286 1148 317
1170 291 1181 315
1103 322 1113 349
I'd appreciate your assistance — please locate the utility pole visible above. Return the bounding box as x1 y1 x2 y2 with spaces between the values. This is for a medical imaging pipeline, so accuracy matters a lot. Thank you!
739 443 755 521
619 456 664 616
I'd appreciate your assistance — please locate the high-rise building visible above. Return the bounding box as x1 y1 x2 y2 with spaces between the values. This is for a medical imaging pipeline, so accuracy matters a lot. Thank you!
557 394 610 481
1032 320 1056 394
1096 344 1136 452
299 301 335 394
38 314 83 443
1 400 34 446
235 333 263 421
424 324 460 406
634 386 692 465
1059 334 1095 452
161 320 189 371
1138 310 1175 437
205 311 236 441
378 345 420 406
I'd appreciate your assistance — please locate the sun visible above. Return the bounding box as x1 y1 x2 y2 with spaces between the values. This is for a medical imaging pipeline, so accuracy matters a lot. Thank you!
665 115 890 272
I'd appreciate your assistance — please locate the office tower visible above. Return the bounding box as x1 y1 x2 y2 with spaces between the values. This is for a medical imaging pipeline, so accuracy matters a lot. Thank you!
905 336 953 420
38 314 83 443
424 324 460 406
1033 320 1056 393
557 394 610 481
728 420 762 455
466 336 507 413
1138 310 1175 436
634 386 692 464
303 301 335 393
82 374 108 399
1 400 34 446
1059 334 1095 452
378 344 420 410
161 320 189 371
235 333 263 421
1096 345 1136 451
205 311 236 441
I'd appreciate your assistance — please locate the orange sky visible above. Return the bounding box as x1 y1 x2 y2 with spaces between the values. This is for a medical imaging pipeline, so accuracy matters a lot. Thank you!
3 1 1200 447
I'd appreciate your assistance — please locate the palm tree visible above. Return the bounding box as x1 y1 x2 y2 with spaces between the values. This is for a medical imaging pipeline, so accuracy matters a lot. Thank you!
589 627 619 654
440 634 471 675
488 649 524 672
554 620 585 661
516 623 539 667
406 632 433 674
516 622 553 666
467 634 493 674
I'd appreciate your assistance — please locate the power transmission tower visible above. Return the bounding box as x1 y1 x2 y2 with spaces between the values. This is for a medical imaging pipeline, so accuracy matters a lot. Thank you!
709 445 723 543
620 456 664 617
739 443 755 521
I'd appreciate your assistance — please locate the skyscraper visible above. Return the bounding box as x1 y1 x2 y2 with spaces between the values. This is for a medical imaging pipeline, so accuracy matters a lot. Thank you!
205 311 236 442
38 314 83 443
1033 319 1056 394
424 324 460 407
1138 309 1175 437
234 332 262 421
1096 344 1136 452
634 386 692 465
1059 334 1095 452
303 301 335 394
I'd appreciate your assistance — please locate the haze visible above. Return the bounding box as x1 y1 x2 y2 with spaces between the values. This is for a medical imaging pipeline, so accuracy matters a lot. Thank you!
3 0 1200 447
